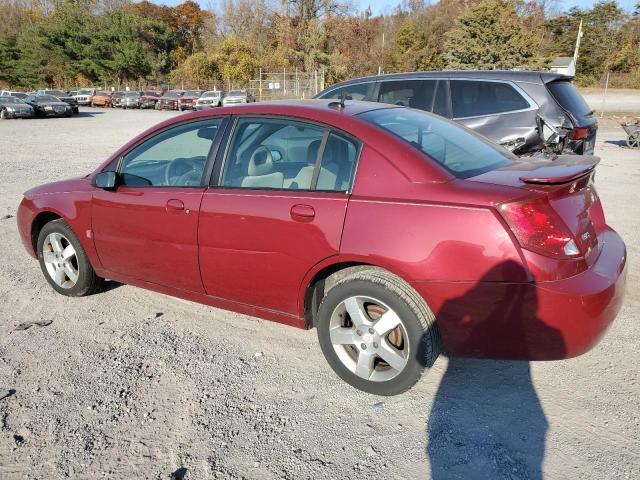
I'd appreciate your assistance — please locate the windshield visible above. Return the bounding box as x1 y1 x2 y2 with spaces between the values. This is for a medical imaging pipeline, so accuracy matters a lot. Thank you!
203 91 221 97
78 89 93 95
38 95 60 102
547 81 593 118
228 90 245 96
358 108 515 179
125 92 139 97
47 90 67 97
163 91 182 98
185 90 202 96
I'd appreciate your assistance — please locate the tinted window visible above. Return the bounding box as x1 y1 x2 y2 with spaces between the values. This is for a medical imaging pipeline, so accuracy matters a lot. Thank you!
322 83 369 101
121 119 222 187
358 108 515 179
547 81 592 117
378 80 436 110
38 95 59 102
451 80 530 118
319 132 359 191
222 118 325 190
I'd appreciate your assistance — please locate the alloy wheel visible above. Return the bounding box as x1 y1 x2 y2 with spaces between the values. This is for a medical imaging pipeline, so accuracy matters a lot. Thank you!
329 295 409 382
42 232 79 289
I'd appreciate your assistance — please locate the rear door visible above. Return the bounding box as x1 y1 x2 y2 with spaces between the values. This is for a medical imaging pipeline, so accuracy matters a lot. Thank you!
198 116 360 315
450 79 538 150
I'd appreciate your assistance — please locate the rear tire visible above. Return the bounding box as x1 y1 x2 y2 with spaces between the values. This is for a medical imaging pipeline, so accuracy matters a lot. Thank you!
37 219 102 297
0 109 6 119
317 267 440 395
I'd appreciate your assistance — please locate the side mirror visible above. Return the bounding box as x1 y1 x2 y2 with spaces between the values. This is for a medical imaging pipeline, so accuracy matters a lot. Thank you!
92 171 117 190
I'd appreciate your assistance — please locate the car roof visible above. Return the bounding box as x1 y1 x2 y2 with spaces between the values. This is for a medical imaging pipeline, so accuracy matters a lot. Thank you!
320 70 572 91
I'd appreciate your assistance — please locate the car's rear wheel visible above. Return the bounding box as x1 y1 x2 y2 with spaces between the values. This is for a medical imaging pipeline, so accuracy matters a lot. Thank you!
317 267 440 395
0 109 6 120
37 219 102 297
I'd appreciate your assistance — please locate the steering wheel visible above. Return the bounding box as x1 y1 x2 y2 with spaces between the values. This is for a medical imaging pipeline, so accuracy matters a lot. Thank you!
165 157 203 186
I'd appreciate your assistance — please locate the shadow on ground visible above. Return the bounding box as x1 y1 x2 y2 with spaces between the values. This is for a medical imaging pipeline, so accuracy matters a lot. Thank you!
75 111 106 117
425 261 565 479
604 139 630 148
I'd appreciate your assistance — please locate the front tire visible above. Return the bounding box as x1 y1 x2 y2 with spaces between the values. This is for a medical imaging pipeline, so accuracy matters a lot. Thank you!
37 219 102 297
317 267 440 395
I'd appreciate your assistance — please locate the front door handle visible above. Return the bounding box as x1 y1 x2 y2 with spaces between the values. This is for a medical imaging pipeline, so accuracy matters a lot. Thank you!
290 204 315 223
166 199 185 213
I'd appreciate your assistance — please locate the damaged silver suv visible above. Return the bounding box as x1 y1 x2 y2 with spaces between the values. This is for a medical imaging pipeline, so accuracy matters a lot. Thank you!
315 71 596 156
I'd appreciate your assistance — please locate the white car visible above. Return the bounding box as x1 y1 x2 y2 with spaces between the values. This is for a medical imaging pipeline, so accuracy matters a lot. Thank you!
73 88 96 106
222 90 254 106
195 91 224 110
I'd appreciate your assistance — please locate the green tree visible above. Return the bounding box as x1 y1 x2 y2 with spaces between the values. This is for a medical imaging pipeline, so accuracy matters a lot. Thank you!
444 0 547 70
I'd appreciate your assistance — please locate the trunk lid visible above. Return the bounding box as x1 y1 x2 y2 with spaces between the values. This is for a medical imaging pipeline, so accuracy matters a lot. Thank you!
472 154 605 263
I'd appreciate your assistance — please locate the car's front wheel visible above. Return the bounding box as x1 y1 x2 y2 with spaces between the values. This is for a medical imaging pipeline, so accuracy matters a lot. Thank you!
37 219 102 297
317 267 440 395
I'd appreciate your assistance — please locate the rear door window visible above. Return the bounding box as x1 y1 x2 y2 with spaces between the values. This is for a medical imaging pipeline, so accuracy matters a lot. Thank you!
451 80 530 118
321 83 370 101
377 80 437 110
546 81 593 118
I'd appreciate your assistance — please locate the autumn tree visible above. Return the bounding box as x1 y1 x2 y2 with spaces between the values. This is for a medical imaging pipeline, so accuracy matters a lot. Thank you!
212 36 259 86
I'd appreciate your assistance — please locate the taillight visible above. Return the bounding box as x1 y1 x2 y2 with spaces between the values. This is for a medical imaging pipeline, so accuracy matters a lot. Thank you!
499 198 580 258
572 127 589 140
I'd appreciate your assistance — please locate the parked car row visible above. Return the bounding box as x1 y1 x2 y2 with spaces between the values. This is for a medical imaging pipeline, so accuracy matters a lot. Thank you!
72 89 255 111
0 90 79 119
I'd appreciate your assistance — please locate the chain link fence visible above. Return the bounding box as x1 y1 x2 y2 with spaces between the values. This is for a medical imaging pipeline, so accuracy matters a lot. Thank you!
247 69 326 101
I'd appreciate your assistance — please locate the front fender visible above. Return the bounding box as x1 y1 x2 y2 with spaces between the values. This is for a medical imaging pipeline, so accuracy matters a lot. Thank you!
17 192 101 270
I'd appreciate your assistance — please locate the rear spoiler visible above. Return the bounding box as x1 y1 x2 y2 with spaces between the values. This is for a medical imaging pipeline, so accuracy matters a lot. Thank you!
520 156 599 185
541 72 574 84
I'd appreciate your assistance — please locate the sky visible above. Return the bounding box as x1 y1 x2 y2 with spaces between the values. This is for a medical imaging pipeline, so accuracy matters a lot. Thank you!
356 0 638 15
154 0 638 15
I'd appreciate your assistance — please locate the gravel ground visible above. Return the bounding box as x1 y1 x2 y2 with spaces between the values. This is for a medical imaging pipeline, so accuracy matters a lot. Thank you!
0 107 639 480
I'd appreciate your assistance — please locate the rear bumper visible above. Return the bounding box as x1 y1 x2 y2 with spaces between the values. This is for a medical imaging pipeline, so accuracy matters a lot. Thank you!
413 228 626 360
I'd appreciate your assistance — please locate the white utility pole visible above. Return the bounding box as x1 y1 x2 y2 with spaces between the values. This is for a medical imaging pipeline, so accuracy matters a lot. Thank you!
573 19 583 69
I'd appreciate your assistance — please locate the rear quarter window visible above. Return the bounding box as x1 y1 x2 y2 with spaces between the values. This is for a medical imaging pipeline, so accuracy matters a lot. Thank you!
546 81 593 118
451 80 530 118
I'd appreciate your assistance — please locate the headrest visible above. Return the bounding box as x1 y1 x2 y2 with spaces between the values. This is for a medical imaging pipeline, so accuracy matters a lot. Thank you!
248 146 274 176
307 139 322 163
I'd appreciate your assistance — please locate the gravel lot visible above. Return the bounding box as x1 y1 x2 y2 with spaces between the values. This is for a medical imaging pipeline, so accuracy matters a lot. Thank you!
0 107 639 479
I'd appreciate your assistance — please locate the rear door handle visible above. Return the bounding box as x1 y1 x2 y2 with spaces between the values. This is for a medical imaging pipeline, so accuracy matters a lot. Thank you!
290 204 315 223
166 199 185 213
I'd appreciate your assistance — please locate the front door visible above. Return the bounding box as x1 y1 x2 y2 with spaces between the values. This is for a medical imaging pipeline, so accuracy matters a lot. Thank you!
92 117 225 292
198 116 360 314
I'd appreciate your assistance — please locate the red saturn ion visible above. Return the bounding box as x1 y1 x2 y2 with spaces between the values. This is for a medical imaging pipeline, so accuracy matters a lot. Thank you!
17 100 626 395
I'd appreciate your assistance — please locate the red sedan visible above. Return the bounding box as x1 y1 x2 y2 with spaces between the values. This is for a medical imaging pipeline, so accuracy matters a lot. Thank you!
17 100 626 395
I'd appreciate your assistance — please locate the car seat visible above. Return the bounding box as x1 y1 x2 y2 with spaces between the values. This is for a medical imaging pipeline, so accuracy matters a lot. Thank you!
241 146 284 188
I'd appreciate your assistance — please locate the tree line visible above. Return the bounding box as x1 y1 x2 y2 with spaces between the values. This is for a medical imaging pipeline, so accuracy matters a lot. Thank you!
0 0 638 90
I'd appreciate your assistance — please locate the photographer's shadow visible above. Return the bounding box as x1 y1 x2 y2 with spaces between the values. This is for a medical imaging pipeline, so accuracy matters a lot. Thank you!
426 261 565 480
